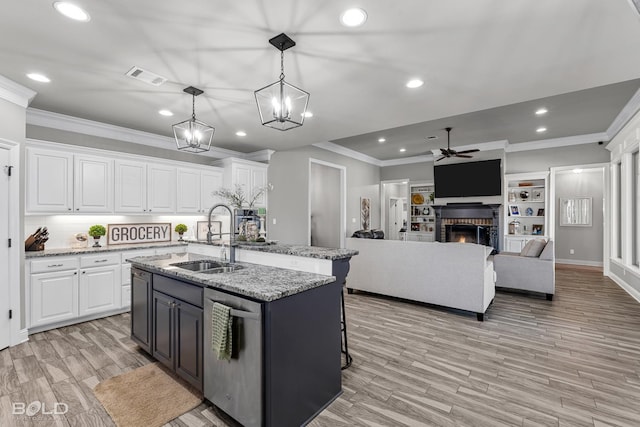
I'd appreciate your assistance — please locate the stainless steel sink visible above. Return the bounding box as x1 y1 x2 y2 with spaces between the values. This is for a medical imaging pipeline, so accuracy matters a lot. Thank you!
170 260 244 274
201 265 244 274
171 260 225 271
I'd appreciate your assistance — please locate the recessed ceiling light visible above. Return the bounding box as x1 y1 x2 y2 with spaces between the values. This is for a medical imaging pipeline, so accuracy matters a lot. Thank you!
399 148 406 152
158 109 173 117
302 111 313 118
236 131 247 137
378 138 386 143
340 8 367 27
536 127 547 133
401 181 408 184
26 73 51 83
53 2 91 22
406 79 424 89
535 108 548 115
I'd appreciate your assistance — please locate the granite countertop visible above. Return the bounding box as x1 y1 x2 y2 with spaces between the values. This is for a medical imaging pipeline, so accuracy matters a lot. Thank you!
25 241 188 258
128 253 336 302
188 239 358 261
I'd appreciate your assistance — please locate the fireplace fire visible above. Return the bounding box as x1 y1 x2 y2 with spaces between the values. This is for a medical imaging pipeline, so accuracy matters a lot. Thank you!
445 224 490 246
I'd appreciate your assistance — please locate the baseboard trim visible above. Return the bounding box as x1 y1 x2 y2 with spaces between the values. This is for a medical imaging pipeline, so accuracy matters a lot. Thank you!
27 308 130 335
556 258 603 267
11 328 29 346
608 272 640 304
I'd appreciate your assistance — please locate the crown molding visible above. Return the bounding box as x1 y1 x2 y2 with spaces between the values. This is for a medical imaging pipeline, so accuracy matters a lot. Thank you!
0 75 36 108
312 141 383 166
606 87 640 140
243 149 275 163
506 133 608 152
26 108 243 159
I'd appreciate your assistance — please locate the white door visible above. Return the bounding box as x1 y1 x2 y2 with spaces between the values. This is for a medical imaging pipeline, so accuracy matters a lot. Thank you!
74 154 113 212
147 164 176 213
201 170 224 212
115 160 147 212
79 265 121 316
1 149 10 349
310 162 341 248
31 270 79 328
250 167 267 207
26 148 73 213
176 168 201 213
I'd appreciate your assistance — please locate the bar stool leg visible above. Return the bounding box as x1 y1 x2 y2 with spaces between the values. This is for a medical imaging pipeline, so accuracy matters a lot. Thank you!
341 286 353 370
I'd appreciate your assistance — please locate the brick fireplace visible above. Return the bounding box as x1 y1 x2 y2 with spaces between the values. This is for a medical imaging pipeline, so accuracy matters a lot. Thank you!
433 203 501 252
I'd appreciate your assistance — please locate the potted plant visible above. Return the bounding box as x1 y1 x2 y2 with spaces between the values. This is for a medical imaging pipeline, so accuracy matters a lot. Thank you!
88 224 106 247
174 223 188 241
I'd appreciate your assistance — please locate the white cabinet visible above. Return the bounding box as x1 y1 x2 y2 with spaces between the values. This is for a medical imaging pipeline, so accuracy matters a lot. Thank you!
28 253 123 332
115 161 176 213
147 164 176 213
115 160 147 212
74 154 113 212
26 148 74 213
79 264 121 316
201 170 224 212
406 233 435 242
176 168 223 213
504 235 545 253
177 168 201 213
30 269 79 328
215 158 268 208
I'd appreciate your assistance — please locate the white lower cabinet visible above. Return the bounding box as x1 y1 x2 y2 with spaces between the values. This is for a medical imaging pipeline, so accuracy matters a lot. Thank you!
79 264 121 316
503 235 544 252
30 269 79 328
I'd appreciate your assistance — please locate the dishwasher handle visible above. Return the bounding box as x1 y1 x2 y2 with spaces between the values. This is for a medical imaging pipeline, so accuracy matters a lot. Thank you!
208 298 260 321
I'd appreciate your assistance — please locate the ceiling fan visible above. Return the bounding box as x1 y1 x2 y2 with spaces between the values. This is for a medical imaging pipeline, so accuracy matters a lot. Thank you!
435 127 480 162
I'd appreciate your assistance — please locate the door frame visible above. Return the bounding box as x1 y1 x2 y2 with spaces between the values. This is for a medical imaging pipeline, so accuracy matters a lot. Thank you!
550 162 610 273
0 137 24 347
308 158 347 248
380 179 410 241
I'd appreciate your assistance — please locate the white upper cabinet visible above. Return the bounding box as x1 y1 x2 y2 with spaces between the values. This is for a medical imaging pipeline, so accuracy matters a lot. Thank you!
201 170 224 212
115 160 147 213
177 168 202 213
74 155 113 212
147 164 176 213
26 148 74 213
215 158 268 208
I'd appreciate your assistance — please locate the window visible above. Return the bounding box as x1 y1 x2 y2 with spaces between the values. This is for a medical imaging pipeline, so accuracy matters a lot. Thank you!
613 162 622 259
634 151 639 267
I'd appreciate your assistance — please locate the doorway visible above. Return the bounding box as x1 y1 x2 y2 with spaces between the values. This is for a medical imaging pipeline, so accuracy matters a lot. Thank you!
309 159 346 248
1 148 10 350
388 197 406 240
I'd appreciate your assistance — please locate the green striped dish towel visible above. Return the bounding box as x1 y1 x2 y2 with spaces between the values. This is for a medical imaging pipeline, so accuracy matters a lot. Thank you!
212 302 233 361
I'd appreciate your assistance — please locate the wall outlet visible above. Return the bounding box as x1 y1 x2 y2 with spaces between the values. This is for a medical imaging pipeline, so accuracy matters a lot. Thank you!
570 249 575 254
272 218 276 225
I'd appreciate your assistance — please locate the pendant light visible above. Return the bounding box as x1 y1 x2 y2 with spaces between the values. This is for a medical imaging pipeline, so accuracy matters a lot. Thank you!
172 86 215 153
254 33 310 131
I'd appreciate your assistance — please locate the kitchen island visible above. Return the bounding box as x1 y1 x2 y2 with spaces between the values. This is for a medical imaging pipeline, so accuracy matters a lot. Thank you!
128 251 345 427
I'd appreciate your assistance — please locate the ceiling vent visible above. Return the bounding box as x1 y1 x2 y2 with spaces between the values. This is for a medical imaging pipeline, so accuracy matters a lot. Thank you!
125 66 167 86
628 0 640 16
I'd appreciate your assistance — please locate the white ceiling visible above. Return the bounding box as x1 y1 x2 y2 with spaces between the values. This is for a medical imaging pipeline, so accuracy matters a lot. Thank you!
2 0 640 158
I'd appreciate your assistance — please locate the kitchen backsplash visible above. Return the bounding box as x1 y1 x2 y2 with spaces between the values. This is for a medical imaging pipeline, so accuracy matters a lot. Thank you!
25 214 232 249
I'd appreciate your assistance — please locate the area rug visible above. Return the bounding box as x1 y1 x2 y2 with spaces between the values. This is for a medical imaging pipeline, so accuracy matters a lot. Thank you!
93 362 202 427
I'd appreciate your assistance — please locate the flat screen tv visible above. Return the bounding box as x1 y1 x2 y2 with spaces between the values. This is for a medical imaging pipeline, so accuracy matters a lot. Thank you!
434 159 502 198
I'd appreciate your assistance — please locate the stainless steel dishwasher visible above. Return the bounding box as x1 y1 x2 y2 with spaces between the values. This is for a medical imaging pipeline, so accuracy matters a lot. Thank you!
203 287 263 427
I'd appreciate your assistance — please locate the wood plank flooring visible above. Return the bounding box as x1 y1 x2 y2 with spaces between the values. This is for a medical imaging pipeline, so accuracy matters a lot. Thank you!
2 266 640 426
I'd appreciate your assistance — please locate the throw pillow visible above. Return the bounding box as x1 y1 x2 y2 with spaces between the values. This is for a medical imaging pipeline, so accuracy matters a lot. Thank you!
520 239 547 257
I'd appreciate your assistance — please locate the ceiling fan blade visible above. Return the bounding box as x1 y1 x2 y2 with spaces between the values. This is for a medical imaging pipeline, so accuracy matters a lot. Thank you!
435 155 446 162
455 149 480 154
454 154 474 158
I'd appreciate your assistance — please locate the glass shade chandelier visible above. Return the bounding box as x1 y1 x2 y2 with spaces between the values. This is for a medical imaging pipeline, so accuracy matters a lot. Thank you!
172 86 215 153
254 33 310 131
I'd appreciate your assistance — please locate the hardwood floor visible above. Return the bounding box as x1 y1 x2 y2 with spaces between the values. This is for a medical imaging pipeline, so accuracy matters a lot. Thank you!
2 267 640 426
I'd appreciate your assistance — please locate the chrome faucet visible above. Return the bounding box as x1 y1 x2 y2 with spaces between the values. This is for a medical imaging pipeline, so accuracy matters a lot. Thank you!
207 203 236 263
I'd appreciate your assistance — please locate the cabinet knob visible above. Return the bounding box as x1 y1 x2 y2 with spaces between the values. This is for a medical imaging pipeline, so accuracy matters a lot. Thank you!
76 208 79 211
74 272 78 275
68 208 71 211
82 271 86 274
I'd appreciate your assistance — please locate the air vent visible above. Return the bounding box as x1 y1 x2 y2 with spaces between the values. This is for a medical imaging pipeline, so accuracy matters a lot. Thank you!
426 136 438 140
125 66 167 86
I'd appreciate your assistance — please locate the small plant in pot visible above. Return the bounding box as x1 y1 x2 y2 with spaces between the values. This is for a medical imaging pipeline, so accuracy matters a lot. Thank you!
88 225 106 248
174 224 188 241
